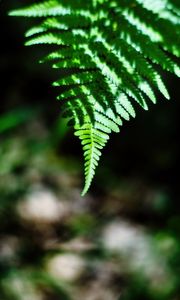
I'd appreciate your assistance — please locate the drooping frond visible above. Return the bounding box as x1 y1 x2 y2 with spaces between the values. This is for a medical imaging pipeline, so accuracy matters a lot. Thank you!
9 0 180 195
75 119 109 196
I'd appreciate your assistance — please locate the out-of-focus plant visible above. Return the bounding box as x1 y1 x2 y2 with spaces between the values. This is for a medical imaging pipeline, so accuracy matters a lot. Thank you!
0 117 180 300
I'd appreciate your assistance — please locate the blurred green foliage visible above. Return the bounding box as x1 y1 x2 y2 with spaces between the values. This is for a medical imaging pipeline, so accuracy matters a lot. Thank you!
0 109 180 300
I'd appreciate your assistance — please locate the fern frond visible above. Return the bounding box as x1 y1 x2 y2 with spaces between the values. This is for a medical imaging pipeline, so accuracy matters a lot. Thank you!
10 0 180 195
75 119 109 196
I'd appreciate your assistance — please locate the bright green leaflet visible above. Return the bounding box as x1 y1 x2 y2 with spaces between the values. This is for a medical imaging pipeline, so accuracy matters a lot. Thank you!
9 0 180 195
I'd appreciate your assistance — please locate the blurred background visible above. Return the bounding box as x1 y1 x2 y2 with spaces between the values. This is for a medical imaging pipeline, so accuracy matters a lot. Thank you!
0 1 180 299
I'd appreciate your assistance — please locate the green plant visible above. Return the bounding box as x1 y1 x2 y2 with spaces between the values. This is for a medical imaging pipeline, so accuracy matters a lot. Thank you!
9 0 180 195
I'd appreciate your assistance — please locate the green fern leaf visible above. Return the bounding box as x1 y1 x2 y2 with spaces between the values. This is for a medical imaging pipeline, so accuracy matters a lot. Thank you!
75 118 109 196
9 0 180 195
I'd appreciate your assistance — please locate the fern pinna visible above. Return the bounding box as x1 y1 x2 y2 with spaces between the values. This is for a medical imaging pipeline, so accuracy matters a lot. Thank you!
9 0 180 195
